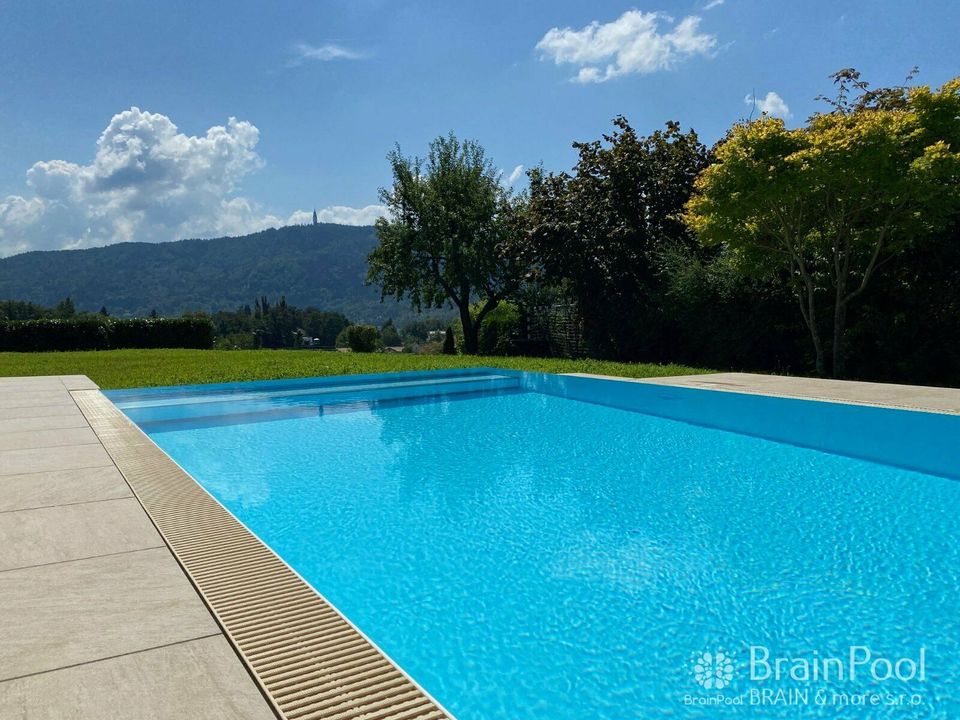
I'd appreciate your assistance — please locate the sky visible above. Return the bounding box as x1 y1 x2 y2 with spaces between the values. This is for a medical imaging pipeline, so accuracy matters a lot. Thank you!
0 0 957 256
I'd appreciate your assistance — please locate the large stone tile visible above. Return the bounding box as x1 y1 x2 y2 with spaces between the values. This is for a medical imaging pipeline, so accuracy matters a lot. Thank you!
0 548 219 679
0 635 275 720
0 385 65 397
0 404 84 421
0 392 76 410
60 375 99 391
0 414 90 434
0 444 112 476
0 466 131 513
0 427 99 452
0 498 162 571
634 371 960 413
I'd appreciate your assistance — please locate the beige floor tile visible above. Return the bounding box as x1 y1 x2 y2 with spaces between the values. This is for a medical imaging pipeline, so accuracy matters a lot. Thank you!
0 635 275 720
0 392 77 410
0 444 113 476
631 371 960 413
60 376 99 391
0 427 99 452
0 498 162 571
0 404 84 421
0 548 220 679
0 377 64 389
0 414 90 434
0 466 131 513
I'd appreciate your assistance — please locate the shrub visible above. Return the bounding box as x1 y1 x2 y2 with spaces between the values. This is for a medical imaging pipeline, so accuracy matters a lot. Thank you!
341 324 380 353
477 302 520 355
0 317 214 352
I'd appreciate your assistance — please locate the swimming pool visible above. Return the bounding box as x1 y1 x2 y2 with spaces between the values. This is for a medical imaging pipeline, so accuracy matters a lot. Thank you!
108 369 960 718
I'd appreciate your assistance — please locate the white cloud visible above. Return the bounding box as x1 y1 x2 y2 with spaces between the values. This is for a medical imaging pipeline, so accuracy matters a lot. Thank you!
290 42 366 66
704 0 724 9
0 108 291 256
287 205 387 226
507 165 524 185
536 10 718 83
745 91 792 118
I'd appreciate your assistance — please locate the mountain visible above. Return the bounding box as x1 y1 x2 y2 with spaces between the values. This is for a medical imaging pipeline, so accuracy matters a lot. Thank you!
0 224 411 323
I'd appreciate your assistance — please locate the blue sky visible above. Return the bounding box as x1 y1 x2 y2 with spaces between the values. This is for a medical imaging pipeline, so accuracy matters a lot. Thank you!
1 0 957 255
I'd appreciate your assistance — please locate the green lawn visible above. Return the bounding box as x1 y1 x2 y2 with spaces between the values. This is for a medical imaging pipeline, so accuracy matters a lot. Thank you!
0 349 712 390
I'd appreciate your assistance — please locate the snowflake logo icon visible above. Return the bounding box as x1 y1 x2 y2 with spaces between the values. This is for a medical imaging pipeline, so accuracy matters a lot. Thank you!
691 650 735 690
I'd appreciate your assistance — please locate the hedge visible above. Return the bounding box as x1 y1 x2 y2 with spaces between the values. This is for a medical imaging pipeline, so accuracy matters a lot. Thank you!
0 317 214 352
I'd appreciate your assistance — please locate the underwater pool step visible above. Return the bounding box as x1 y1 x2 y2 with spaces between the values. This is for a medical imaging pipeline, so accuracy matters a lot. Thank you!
116 374 521 426
137 386 528 433
114 373 518 409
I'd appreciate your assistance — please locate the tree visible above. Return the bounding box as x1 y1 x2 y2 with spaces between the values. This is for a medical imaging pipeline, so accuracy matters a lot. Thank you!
380 319 402 347
442 326 456 354
98 305 109 317
368 133 525 354
685 72 960 377
340 324 380 352
55 297 76 319
526 118 711 359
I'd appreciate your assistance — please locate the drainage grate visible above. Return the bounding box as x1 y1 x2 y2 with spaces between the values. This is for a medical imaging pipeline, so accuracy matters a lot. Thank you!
72 389 452 720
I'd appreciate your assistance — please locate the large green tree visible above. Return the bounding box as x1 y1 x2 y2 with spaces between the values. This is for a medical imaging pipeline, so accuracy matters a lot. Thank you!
526 118 711 359
368 134 525 354
685 73 960 377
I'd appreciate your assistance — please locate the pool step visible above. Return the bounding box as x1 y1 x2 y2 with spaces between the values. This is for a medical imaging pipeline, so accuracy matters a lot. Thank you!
115 373 521 428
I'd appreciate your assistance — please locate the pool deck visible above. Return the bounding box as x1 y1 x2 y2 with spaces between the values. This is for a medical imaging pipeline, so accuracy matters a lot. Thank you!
0 375 276 719
2 370 959 718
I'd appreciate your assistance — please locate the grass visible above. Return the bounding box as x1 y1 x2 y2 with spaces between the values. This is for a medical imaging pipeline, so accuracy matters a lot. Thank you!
0 348 712 390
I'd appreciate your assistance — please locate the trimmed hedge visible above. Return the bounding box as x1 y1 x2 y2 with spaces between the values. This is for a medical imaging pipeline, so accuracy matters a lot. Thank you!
0 317 214 352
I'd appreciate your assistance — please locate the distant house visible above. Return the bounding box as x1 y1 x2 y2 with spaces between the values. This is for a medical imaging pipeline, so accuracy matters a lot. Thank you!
293 330 323 348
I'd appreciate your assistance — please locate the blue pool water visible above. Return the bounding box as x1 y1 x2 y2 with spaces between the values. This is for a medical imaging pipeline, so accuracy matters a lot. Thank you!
109 370 960 718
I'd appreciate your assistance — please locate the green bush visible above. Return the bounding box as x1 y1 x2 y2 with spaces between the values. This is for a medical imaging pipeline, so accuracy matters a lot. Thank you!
0 317 214 352
477 302 520 355
339 324 380 353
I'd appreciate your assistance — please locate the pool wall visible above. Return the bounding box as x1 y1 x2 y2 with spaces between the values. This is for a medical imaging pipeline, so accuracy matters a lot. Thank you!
524 372 960 480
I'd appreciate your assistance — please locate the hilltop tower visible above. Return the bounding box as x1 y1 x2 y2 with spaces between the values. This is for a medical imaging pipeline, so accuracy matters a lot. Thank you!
312 209 318 225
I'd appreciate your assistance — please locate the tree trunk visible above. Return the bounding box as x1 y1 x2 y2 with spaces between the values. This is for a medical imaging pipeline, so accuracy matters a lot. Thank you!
793 259 825 377
832 283 848 379
459 304 478 355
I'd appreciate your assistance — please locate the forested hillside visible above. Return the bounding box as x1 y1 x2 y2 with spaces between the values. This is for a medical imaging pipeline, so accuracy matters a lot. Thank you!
0 224 403 321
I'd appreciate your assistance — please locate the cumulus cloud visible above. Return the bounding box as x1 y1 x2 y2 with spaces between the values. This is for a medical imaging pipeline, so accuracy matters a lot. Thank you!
0 107 286 256
287 204 387 226
745 91 792 118
536 10 718 83
0 108 386 257
507 165 524 185
289 42 366 66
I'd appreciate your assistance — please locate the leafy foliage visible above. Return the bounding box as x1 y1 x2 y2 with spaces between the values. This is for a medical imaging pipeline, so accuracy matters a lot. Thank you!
368 133 526 354
339 324 380 353
526 117 711 359
685 73 960 376
476 301 520 356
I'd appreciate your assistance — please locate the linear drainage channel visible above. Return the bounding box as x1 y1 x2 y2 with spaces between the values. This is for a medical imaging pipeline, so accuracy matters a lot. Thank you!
72 389 452 720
